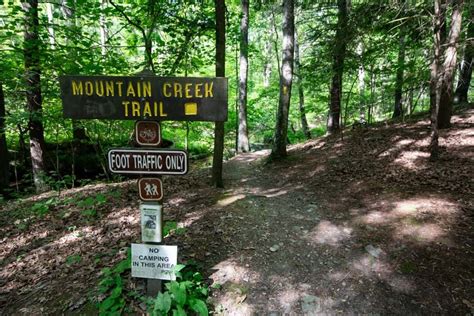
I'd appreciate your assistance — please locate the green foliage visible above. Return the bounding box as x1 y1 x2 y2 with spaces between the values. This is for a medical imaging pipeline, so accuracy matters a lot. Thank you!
77 193 107 219
66 254 82 266
31 197 58 217
149 264 209 316
163 221 186 237
97 250 131 315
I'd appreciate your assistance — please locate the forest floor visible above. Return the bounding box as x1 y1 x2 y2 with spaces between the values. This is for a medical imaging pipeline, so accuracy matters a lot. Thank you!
1 107 473 315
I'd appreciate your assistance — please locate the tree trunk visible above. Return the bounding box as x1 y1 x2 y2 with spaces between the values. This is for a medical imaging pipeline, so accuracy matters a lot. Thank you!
328 0 348 134
212 0 225 188
430 0 443 160
46 2 55 49
357 42 366 123
62 0 88 144
438 0 464 128
263 41 272 87
270 7 282 78
99 0 108 56
393 32 406 118
237 0 250 153
23 0 48 193
271 0 295 159
0 82 9 196
294 29 311 139
454 15 473 104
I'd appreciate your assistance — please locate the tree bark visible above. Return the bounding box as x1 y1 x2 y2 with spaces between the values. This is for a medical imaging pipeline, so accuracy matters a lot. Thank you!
430 0 443 160
46 2 55 49
438 0 464 128
357 42 366 123
99 0 108 56
263 41 272 87
327 0 348 134
0 82 9 196
212 0 225 188
294 29 311 139
454 14 473 104
271 0 295 159
23 0 48 193
238 0 250 153
393 32 406 118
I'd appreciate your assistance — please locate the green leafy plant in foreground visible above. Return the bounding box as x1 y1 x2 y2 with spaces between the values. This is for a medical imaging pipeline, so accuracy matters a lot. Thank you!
97 251 131 315
150 264 209 316
97 248 210 315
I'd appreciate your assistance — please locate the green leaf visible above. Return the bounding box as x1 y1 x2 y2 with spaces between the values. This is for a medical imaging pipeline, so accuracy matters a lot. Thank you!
172 305 186 316
189 298 208 316
113 257 131 274
110 286 122 299
154 292 171 314
169 282 187 307
99 296 118 313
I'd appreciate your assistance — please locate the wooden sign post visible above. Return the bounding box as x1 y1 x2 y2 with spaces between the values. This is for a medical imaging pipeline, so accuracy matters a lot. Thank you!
59 74 228 298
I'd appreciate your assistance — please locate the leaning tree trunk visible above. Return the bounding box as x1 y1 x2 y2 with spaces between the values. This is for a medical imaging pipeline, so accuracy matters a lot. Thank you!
211 0 225 188
454 13 473 104
294 29 311 139
0 82 10 196
23 0 48 193
271 0 295 159
237 0 250 153
438 0 464 129
328 0 348 134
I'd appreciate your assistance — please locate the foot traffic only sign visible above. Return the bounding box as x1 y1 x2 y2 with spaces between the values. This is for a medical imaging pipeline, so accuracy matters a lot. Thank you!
108 148 188 175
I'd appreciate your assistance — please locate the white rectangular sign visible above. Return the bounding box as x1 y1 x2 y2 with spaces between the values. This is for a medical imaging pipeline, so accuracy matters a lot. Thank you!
131 244 178 280
140 203 162 243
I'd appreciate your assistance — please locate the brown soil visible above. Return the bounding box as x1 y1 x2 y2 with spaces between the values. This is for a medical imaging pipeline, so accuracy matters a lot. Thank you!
1 108 473 314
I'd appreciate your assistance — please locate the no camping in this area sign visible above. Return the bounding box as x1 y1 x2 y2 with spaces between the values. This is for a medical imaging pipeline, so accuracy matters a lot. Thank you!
131 244 178 280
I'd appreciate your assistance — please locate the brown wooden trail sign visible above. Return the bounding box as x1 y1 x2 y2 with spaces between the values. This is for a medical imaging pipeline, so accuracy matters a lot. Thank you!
138 178 163 201
59 75 228 122
108 148 187 175
135 121 161 146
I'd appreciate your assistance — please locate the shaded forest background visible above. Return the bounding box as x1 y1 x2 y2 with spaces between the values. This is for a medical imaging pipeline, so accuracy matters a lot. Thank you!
0 0 472 197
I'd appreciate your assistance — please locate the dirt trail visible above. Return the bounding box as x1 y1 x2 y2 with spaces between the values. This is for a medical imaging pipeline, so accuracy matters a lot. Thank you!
1 109 473 314
168 109 473 314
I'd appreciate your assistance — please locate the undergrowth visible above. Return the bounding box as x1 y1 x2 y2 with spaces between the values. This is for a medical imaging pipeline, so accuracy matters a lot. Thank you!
97 248 211 316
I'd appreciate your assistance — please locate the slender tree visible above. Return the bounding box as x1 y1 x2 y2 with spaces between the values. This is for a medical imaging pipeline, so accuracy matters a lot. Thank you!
271 0 294 159
238 0 250 153
454 11 473 104
357 41 366 123
393 31 406 118
294 28 311 139
438 0 464 128
22 0 48 192
327 0 348 134
430 0 444 159
212 0 225 187
0 82 9 196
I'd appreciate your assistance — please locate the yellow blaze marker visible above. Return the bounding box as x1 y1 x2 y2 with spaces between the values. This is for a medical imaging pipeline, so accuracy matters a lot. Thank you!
185 102 197 115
